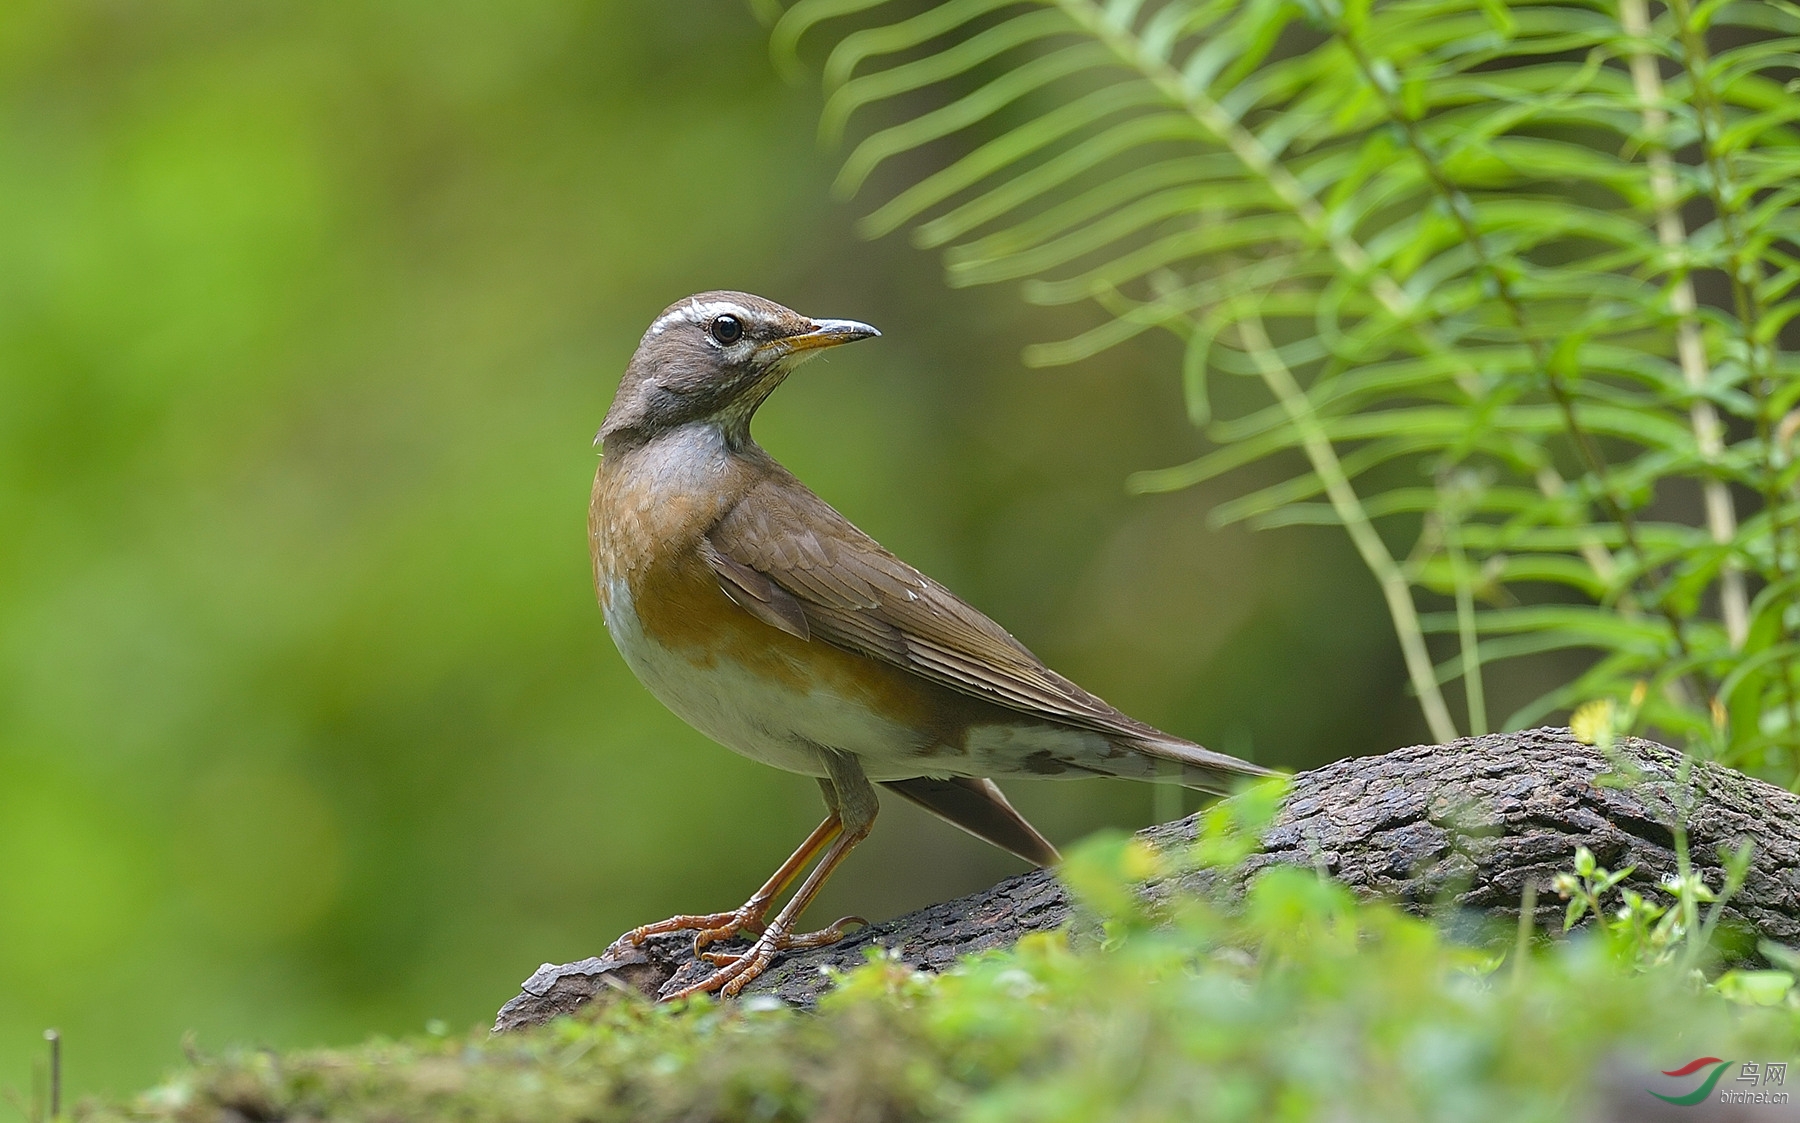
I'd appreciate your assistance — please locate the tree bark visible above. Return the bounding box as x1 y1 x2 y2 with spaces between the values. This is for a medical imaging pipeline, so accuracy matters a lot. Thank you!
495 727 1800 1032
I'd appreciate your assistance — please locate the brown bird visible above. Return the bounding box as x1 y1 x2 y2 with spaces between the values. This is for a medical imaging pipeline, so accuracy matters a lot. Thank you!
590 291 1270 999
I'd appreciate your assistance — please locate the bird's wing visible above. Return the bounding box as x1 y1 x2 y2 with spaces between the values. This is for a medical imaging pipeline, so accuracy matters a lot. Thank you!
705 472 1271 797
880 776 1060 866
705 472 1146 738
705 469 1271 791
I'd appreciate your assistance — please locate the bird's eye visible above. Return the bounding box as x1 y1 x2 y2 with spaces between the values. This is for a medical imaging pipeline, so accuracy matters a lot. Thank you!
710 315 744 345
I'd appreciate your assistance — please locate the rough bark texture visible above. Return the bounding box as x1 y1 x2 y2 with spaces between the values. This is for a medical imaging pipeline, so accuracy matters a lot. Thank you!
495 727 1800 1032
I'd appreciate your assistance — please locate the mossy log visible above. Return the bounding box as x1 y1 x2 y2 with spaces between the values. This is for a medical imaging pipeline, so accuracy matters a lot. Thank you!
495 727 1800 1032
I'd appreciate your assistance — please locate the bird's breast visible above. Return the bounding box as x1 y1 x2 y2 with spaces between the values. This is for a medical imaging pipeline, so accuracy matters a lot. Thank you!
589 427 742 606
588 430 933 775
598 558 944 778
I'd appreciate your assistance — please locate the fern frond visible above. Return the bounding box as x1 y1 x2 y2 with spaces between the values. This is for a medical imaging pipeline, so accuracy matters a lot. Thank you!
770 0 1800 776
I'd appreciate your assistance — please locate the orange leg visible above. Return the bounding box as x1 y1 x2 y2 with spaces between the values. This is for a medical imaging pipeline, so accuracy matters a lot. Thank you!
667 751 880 1000
667 817 873 1000
602 814 845 959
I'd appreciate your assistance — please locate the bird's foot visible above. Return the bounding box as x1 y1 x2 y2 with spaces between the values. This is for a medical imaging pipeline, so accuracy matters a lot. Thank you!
602 910 758 960
690 904 776 954
697 913 865 966
671 914 868 1000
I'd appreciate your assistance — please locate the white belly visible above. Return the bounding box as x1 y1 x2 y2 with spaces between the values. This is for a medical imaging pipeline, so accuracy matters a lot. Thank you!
602 577 935 780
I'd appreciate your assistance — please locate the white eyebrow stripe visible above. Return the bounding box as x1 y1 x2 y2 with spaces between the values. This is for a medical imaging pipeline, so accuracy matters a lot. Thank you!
646 306 688 336
647 299 748 337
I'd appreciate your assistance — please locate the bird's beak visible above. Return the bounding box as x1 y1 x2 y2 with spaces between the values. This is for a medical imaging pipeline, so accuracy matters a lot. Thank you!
778 318 881 355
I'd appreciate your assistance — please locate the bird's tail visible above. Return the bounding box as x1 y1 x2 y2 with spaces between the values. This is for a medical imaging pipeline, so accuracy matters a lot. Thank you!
1116 731 1274 794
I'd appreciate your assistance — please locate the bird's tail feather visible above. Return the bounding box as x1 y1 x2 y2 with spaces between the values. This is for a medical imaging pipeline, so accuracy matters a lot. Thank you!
1121 733 1274 795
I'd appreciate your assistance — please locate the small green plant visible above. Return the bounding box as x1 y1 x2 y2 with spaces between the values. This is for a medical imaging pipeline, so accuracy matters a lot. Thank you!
1551 844 1692 971
1548 840 1792 1009
762 0 1800 782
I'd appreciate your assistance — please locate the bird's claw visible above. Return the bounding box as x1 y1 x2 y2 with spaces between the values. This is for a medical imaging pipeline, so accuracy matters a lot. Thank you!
788 914 868 949
667 915 870 1000
692 909 767 954
600 909 747 961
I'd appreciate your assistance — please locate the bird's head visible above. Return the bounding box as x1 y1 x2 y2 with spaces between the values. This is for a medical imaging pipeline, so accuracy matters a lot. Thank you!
599 291 879 450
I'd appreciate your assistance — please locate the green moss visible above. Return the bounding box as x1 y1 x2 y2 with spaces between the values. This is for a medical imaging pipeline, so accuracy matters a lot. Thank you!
86 842 1800 1123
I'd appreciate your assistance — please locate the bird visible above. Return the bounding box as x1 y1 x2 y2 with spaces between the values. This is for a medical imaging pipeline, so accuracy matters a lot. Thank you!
590 291 1272 999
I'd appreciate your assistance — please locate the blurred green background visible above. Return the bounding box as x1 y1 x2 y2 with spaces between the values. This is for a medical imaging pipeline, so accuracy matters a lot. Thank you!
0 0 1424 1097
